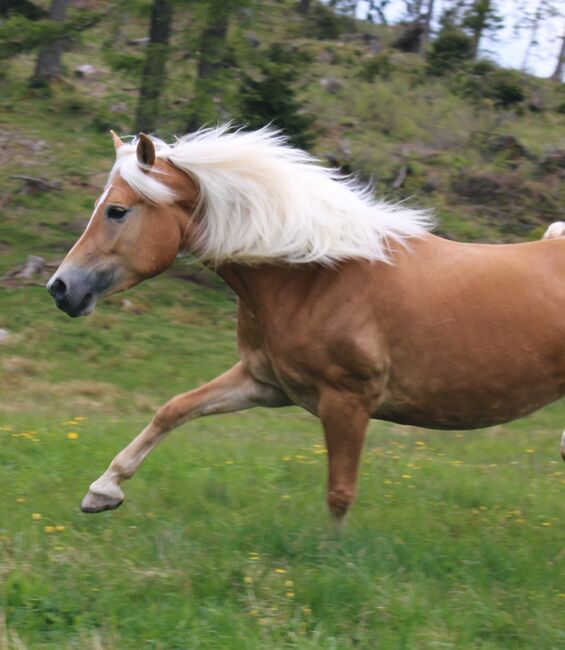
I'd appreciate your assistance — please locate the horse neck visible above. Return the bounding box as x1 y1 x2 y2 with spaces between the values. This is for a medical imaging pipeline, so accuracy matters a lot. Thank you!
215 263 310 314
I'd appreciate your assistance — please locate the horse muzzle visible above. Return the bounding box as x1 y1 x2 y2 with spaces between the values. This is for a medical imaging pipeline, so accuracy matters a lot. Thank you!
47 265 112 318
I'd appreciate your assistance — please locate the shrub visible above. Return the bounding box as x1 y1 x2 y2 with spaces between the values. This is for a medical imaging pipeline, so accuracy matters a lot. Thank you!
457 65 527 108
358 53 393 82
305 3 354 40
427 29 474 75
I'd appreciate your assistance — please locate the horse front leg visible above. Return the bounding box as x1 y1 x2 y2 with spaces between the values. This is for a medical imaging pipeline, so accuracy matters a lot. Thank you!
319 390 371 523
80 363 288 513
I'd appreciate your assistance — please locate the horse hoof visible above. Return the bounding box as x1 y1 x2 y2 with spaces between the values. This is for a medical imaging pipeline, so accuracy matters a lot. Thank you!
80 490 123 513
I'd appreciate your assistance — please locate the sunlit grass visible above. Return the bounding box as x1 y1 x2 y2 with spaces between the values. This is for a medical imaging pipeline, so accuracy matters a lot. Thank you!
1 280 564 649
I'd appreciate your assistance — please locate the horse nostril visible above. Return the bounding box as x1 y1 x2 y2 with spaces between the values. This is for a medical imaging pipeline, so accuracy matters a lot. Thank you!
49 277 68 301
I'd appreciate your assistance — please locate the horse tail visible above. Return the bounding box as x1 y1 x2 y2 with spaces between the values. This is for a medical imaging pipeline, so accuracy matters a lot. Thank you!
542 221 565 240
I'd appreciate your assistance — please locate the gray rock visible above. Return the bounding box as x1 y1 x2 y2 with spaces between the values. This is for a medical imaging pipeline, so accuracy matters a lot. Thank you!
74 64 99 79
320 76 343 94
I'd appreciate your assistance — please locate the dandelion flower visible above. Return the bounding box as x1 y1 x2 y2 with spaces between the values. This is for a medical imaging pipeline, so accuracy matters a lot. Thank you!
275 568 286 574
32 513 42 521
66 432 79 440
244 576 253 584
44 526 55 534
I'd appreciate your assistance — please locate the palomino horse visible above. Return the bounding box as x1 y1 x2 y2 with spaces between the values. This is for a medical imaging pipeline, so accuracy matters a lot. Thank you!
48 127 565 520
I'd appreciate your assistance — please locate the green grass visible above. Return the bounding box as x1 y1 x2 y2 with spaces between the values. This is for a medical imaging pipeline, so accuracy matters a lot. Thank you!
0 277 564 649
2 13 565 645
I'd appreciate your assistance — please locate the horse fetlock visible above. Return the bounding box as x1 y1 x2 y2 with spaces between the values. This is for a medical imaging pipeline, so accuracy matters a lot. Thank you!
327 486 356 519
80 477 125 514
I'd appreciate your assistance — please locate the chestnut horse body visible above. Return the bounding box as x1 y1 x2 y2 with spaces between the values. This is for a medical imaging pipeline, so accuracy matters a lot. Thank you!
48 128 565 519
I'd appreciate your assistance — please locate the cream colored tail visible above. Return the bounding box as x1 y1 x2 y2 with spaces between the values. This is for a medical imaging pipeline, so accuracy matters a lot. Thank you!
542 222 565 239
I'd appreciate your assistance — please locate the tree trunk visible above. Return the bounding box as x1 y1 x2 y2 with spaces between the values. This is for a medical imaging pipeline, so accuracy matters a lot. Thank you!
552 27 565 82
419 0 435 54
134 0 173 134
30 0 68 87
186 0 236 132
468 0 491 59
521 1 542 71
197 8 229 80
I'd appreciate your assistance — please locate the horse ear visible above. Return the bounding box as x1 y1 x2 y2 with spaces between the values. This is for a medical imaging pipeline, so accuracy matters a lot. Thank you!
136 133 156 168
110 130 124 152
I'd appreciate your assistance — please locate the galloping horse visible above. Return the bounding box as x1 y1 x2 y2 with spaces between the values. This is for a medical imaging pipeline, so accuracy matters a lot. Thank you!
47 127 565 520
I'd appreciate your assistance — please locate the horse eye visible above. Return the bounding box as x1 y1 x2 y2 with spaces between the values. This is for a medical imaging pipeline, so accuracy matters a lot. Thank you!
105 205 129 221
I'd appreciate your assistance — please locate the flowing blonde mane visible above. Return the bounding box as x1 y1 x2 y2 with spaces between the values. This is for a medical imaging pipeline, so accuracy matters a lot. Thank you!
110 125 433 266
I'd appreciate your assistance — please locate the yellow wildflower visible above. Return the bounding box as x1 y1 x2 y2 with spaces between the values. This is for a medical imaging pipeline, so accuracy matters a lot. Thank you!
66 432 79 440
44 526 55 534
32 513 42 521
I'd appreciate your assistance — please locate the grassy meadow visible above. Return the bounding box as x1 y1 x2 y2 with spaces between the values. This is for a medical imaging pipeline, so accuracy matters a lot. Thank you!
0 199 564 648
0 276 565 649
1 10 565 646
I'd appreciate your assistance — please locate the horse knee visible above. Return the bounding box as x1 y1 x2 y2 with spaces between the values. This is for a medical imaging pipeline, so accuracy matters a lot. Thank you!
153 401 181 431
327 485 356 519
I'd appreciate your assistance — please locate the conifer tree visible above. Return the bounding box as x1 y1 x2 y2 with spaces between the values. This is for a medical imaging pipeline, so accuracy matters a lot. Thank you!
134 0 174 133
239 44 315 149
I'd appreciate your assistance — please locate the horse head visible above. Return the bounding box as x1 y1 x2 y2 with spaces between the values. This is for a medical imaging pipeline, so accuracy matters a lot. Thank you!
47 132 198 317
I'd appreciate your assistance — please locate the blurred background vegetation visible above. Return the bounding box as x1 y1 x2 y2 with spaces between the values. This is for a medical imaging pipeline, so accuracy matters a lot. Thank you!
1 2 565 648
3 0 565 241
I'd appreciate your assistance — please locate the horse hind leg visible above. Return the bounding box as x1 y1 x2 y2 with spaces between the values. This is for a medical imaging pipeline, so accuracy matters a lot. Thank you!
319 390 370 523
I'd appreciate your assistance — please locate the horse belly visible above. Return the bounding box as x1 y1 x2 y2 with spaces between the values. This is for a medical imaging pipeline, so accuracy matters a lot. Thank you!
374 351 565 430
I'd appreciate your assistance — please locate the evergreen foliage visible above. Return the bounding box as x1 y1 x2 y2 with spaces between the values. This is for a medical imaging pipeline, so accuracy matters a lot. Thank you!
427 27 474 75
0 10 102 61
239 44 316 149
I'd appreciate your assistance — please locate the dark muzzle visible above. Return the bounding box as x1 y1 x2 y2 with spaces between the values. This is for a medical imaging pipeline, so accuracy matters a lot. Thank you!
47 266 112 317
